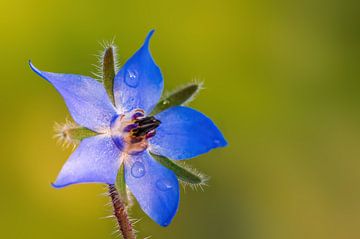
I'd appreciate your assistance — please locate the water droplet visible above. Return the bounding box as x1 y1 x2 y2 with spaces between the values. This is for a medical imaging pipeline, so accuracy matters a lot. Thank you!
125 70 139 88
131 161 145 178
156 179 173 191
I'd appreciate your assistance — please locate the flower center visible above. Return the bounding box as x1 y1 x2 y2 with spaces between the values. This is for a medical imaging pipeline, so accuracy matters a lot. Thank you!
110 109 160 155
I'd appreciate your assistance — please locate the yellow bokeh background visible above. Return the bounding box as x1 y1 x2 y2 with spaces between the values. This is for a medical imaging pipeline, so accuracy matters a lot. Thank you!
1 0 359 238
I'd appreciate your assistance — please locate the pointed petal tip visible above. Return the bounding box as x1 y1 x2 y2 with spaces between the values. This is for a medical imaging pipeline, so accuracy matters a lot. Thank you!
28 60 45 79
51 182 65 189
143 29 156 48
219 137 228 147
28 60 36 71
148 29 155 36
51 178 78 189
211 132 228 150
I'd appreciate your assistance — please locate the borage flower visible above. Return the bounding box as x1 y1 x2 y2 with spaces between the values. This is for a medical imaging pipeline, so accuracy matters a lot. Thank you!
30 30 227 227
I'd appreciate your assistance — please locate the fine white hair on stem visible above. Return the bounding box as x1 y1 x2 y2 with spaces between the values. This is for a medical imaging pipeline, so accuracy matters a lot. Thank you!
107 185 137 238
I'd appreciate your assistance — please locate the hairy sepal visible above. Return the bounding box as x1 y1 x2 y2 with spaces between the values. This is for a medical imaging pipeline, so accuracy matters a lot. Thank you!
115 163 129 205
150 153 208 189
150 81 203 115
102 46 116 105
54 120 98 147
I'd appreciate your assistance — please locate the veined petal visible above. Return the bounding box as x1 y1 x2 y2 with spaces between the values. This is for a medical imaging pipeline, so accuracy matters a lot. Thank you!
29 62 117 132
149 106 227 160
124 151 179 226
113 30 163 114
53 135 121 188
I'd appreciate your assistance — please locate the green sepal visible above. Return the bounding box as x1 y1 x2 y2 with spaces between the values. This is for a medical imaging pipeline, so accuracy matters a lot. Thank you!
102 46 116 105
150 82 202 115
55 121 99 145
115 163 128 204
67 127 98 141
150 153 206 185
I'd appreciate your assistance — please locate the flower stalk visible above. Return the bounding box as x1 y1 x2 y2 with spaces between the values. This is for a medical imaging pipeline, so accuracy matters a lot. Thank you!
109 184 136 239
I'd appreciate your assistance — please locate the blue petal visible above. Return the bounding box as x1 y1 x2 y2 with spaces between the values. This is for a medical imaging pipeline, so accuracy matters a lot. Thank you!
29 61 117 132
53 135 121 188
124 151 179 226
113 30 163 114
150 106 227 160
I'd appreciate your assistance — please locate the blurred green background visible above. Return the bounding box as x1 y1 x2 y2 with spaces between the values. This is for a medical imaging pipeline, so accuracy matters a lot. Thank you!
1 0 359 238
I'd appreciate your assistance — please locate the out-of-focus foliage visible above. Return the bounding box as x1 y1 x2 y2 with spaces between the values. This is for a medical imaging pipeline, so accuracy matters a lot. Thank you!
0 0 359 238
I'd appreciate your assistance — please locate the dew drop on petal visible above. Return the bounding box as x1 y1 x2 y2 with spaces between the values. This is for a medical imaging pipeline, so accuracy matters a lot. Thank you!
125 69 139 88
131 161 146 178
156 179 173 191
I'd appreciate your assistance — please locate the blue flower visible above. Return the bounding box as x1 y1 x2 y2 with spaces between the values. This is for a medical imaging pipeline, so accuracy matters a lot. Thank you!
30 30 227 227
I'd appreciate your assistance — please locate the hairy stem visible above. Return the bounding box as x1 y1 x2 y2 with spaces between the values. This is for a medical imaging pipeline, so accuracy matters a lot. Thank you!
108 184 136 239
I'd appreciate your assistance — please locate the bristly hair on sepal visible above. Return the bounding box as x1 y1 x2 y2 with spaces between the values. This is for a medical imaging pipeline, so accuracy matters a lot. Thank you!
163 79 204 106
150 80 204 115
176 161 210 192
91 38 120 82
54 119 98 148
150 153 209 191
54 119 79 148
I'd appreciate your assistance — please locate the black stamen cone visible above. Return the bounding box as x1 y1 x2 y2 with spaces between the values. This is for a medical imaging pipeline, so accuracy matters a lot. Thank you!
132 116 161 137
